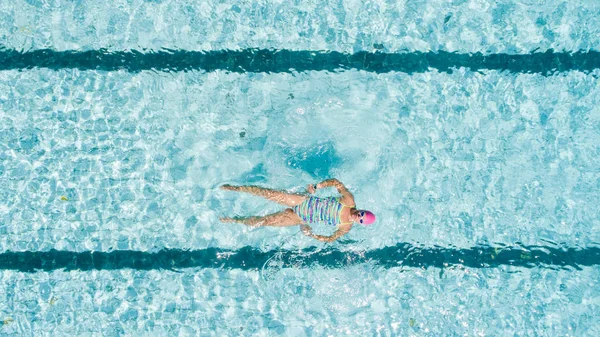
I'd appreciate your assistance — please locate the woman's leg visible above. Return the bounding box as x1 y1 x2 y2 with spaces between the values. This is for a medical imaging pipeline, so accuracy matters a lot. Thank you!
220 184 307 207
220 208 303 227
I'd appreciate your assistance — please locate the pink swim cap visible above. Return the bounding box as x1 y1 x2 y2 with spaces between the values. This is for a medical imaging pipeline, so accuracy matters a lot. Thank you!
360 210 376 225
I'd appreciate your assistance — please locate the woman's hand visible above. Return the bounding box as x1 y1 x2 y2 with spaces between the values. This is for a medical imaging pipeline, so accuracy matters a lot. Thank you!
301 224 313 236
306 183 317 194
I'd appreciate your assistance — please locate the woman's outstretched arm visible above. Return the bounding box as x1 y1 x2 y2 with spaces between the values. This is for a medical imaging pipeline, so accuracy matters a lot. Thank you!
312 178 355 204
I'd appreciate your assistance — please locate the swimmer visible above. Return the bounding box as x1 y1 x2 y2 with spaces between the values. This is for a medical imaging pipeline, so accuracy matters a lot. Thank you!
219 179 376 242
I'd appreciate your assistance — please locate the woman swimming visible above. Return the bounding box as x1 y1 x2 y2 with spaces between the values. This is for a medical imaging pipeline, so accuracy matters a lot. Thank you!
219 178 376 242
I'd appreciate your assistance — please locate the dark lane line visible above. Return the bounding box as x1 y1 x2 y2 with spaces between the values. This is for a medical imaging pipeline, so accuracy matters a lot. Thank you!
0 243 598 272
0 48 599 74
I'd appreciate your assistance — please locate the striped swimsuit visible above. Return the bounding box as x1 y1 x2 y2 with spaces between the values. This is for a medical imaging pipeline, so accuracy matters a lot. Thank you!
292 196 351 226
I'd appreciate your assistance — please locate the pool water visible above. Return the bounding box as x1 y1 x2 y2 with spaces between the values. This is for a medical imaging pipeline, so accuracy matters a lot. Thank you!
1 0 599 336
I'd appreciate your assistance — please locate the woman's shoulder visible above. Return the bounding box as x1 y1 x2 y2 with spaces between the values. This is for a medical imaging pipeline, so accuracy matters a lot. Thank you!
337 222 353 231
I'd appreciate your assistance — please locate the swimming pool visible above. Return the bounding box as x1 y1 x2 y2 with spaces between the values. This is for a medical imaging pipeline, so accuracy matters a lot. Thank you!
1 0 599 335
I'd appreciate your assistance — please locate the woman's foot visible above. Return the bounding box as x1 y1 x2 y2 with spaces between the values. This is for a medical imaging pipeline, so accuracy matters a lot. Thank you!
220 217 260 227
220 184 238 191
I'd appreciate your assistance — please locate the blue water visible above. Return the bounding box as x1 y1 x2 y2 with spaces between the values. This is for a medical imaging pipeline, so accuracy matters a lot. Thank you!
1 1 600 336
